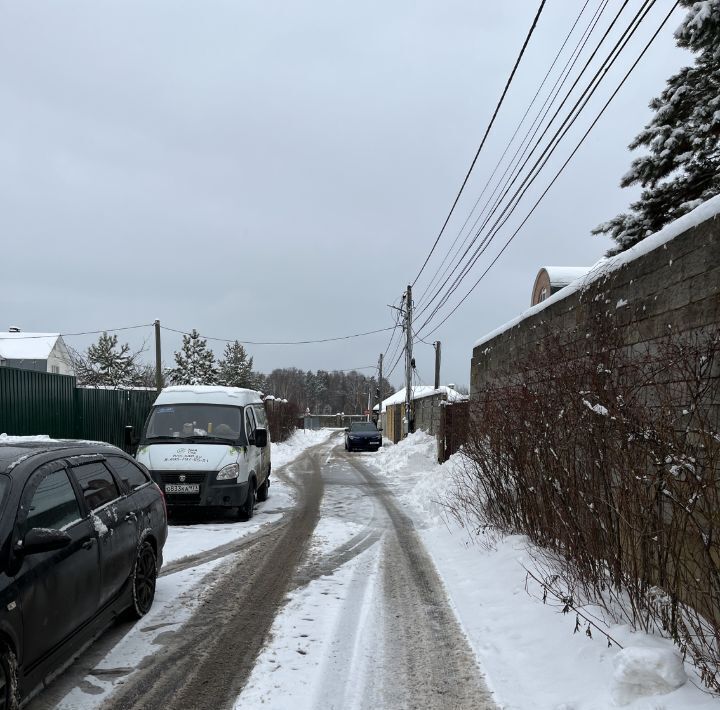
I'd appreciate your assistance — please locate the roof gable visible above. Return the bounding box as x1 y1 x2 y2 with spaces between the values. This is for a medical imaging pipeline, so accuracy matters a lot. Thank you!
0 333 61 361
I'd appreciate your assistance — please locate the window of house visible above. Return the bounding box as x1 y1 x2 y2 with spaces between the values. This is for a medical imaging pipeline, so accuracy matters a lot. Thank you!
539 287 548 302
51 365 60 374
73 462 120 510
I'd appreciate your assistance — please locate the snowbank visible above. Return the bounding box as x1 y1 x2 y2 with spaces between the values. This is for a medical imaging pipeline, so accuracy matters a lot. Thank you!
365 433 720 710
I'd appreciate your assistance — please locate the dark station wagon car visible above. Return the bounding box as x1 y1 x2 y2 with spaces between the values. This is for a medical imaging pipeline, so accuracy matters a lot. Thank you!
0 438 167 709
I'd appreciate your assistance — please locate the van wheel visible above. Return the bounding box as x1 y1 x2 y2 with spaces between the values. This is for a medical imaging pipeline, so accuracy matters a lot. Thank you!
257 476 269 502
239 481 256 521
0 641 19 710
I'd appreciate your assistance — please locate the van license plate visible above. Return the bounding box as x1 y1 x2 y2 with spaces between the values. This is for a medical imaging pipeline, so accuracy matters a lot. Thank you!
165 484 200 494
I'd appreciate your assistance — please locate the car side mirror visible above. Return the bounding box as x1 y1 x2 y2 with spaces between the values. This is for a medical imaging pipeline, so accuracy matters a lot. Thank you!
254 428 268 448
124 425 140 451
378 427 383 432
19 528 72 555
344 427 350 432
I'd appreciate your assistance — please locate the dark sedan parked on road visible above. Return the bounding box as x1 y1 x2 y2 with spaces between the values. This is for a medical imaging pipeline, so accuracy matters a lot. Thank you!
344 422 383 452
0 438 167 709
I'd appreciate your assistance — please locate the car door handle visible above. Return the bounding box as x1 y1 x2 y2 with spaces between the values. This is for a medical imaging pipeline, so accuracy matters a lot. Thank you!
82 539 96 550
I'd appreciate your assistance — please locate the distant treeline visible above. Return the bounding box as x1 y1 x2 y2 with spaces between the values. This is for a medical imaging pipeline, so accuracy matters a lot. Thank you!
256 368 394 415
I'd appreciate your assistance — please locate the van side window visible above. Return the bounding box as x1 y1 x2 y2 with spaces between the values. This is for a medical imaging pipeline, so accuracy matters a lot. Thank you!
253 405 267 428
245 407 257 443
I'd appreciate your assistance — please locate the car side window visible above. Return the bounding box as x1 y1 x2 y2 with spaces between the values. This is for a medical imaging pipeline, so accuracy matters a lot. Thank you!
73 462 121 511
245 407 257 442
24 469 82 534
106 456 149 492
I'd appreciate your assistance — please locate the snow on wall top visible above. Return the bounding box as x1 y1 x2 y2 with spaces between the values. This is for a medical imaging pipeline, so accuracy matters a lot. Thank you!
156 385 263 407
474 194 720 350
543 266 591 286
0 332 60 361
380 386 468 412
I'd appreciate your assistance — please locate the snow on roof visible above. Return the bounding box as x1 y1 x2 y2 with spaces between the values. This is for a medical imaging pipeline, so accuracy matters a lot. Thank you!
0 332 61 361
475 194 720 350
542 266 591 287
156 385 263 407
380 386 467 412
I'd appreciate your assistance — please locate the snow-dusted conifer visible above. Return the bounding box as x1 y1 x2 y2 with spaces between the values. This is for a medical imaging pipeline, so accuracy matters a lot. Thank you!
217 341 256 388
75 332 137 387
594 0 720 254
169 329 217 385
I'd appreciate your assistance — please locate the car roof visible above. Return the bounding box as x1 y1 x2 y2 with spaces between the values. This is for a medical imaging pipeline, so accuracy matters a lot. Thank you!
0 438 125 475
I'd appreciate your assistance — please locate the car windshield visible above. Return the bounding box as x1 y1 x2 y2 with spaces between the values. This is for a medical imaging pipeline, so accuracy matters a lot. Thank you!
143 404 243 443
350 423 377 432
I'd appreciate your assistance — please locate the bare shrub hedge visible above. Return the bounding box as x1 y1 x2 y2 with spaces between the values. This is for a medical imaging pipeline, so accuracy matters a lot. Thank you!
452 323 720 690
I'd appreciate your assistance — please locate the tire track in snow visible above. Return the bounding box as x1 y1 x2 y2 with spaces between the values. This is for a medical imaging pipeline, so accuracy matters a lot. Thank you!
96 442 329 710
341 451 497 709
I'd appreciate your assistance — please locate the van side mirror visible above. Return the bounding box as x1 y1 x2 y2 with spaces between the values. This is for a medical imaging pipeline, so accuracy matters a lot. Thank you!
344 427 350 432
254 428 268 448
124 425 140 452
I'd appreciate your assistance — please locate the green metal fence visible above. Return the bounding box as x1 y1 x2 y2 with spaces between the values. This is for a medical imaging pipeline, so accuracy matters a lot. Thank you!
0 367 157 451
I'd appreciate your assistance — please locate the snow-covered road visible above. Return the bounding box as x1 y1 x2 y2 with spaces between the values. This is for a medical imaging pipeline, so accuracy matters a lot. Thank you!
26 428 719 710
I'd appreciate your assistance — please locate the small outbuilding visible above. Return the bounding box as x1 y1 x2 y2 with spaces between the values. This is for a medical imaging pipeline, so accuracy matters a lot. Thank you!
380 385 467 443
531 266 591 306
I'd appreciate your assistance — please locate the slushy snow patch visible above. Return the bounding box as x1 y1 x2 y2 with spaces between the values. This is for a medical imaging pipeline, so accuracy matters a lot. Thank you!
612 646 687 706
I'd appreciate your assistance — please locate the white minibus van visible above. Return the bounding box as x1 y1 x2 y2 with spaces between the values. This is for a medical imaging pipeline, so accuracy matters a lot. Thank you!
136 386 270 520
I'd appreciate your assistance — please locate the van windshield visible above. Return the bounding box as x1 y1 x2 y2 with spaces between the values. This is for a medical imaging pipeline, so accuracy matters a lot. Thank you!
142 404 244 444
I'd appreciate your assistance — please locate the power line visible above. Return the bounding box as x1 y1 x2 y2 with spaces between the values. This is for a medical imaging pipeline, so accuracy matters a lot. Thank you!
414 0 632 324
418 1 679 338
416 0 662 332
0 324 153 340
415 0 603 310
410 0 548 288
160 324 395 346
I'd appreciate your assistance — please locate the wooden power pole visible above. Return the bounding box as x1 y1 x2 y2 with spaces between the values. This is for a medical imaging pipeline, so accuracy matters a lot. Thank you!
434 340 441 390
154 319 162 392
404 285 414 435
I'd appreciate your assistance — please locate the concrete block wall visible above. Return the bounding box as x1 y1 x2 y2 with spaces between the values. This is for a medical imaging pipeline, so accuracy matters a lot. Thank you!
471 213 720 394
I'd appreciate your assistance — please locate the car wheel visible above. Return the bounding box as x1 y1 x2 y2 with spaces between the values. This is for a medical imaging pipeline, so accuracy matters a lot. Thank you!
239 480 256 521
257 475 269 502
128 541 157 619
0 641 19 710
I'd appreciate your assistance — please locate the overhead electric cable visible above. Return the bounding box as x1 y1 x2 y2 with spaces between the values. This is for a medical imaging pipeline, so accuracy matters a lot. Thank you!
415 0 607 310
410 0 548 288
160 325 395 346
0 324 153 340
415 0 596 309
417 1 679 338
416 0 659 329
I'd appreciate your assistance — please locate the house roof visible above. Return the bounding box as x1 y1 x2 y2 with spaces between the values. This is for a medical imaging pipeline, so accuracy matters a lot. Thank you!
0 333 62 361
542 266 591 287
380 386 467 412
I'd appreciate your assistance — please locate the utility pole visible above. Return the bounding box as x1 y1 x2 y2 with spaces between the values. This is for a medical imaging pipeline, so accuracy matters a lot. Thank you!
377 352 383 417
433 340 441 390
154 319 162 392
404 284 414 435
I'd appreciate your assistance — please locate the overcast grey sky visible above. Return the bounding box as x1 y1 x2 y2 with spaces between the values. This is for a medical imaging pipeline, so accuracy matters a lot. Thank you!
0 1 687 390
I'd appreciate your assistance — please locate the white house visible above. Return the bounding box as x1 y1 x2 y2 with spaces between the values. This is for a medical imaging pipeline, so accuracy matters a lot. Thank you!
0 330 75 376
